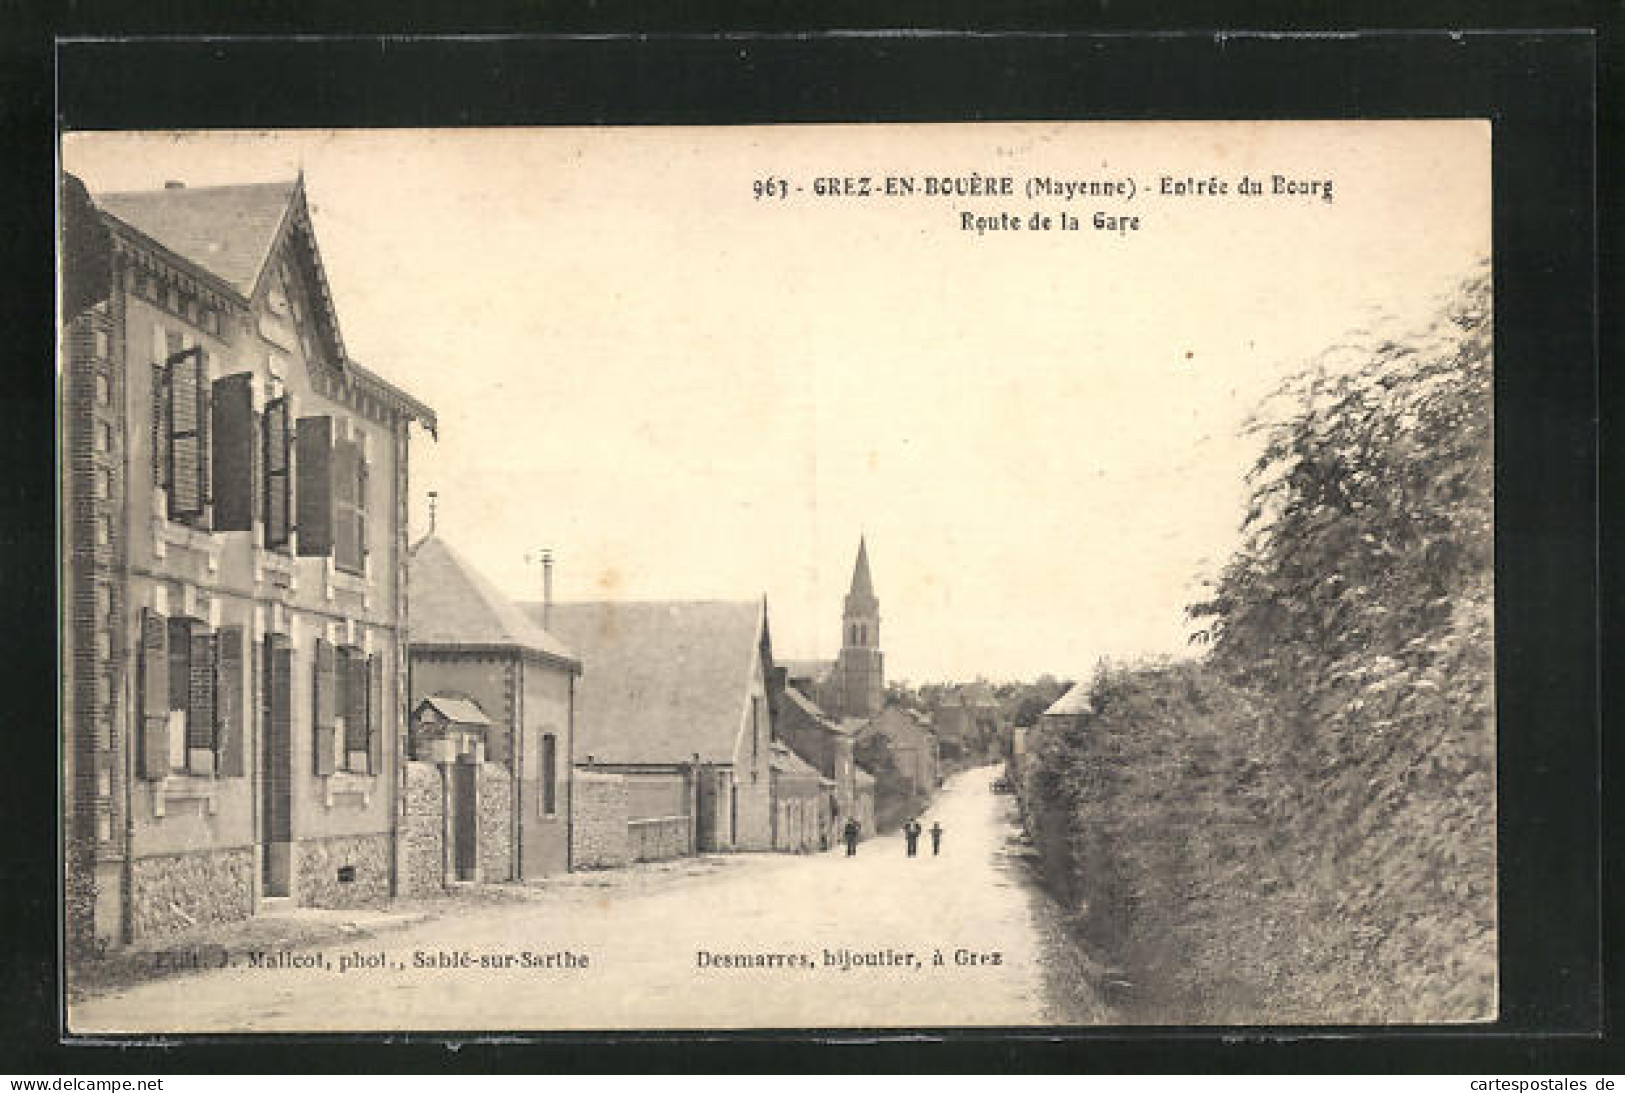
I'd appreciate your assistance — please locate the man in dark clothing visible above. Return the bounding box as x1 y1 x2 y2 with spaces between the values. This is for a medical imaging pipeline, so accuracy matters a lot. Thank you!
930 821 943 856
843 818 860 856
904 820 920 857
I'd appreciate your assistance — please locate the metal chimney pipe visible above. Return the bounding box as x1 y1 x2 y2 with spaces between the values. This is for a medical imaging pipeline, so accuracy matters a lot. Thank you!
542 549 554 628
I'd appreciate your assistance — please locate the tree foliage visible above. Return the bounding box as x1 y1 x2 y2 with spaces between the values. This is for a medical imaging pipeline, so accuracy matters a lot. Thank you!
1022 267 1496 1022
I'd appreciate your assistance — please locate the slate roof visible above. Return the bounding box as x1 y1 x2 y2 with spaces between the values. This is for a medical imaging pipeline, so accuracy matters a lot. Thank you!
781 686 854 735
1043 682 1095 717
97 180 298 297
416 693 492 726
771 741 832 784
408 536 579 667
533 600 766 765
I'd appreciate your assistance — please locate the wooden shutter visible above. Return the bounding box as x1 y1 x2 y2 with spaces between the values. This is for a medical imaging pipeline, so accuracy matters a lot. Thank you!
358 454 370 561
263 398 291 549
215 626 245 777
151 363 169 489
332 440 359 571
343 648 368 756
295 416 334 556
313 637 336 775
138 609 170 780
210 373 255 531
168 347 206 519
366 653 383 775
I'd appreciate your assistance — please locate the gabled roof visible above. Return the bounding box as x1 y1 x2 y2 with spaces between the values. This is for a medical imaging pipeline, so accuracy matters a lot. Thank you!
97 179 297 298
415 693 492 727
771 741 832 783
408 536 579 668
534 600 767 765
96 177 437 434
1043 682 1094 717
781 686 854 735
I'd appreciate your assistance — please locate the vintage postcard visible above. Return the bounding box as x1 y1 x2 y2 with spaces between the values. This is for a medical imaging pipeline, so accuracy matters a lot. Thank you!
58 121 1494 1034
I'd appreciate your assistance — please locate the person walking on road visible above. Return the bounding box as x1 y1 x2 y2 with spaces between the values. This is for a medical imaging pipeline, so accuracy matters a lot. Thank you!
843 817 860 857
904 820 921 857
930 821 943 856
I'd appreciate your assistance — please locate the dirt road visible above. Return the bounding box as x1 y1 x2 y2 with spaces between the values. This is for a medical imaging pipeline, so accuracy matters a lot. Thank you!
71 765 1102 1033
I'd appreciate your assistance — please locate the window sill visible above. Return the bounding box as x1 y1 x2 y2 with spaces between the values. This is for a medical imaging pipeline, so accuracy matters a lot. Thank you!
323 771 375 808
154 773 220 818
152 514 220 572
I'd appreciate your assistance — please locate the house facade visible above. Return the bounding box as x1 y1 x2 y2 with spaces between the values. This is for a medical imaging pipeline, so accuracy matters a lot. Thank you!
774 681 875 838
860 706 941 796
538 600 777 858
405 534 580 889
61 176 435 948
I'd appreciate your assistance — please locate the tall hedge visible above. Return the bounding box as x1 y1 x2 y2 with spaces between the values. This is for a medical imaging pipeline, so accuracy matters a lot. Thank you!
1026 266 1495 1022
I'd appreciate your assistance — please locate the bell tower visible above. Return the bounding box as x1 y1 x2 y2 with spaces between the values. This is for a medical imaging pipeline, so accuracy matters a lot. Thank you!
834 537 884 718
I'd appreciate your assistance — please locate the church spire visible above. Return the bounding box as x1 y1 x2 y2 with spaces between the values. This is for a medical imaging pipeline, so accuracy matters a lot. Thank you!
849 536 875 600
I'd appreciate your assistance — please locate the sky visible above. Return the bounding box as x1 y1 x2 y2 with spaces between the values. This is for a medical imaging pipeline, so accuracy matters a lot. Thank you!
61 123 1491 682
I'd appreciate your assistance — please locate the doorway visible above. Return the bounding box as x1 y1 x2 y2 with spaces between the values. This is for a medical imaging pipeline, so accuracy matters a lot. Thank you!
260 635 292 897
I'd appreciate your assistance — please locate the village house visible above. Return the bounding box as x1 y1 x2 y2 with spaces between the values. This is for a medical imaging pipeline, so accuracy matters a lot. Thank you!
859 705 942 796
404 532 580 890
534 599 777 864
61 175 435 949
773 681 876 839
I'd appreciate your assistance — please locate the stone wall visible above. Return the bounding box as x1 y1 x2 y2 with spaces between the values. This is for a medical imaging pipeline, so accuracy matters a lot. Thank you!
479 762 514 882
774 792 827 853
401 760 445 897
297 833 391 909
628 816 691 861
572 770 630 869
130 847 254 940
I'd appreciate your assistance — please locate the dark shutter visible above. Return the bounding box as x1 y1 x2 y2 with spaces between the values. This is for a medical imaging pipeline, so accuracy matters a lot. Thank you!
168 347 205 519
313 637 336 775
187 626 216 764
263 398 291 549
151 362 169 489
138 609 170 780
332 441 359 571
367 654 383 775
215 626 245 777
266 634 293 827
210 373 254 531
295 416 333 556
343 648 368 756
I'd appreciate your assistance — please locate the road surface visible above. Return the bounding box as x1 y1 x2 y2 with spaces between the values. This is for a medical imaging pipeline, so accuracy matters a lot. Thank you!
71 765 1100 1032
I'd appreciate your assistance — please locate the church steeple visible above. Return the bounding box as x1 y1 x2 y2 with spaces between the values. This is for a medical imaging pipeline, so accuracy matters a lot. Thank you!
834 536 883 717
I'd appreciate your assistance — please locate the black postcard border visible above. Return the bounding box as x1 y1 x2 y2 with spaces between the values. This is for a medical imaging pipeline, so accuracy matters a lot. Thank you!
4 24 1610 1072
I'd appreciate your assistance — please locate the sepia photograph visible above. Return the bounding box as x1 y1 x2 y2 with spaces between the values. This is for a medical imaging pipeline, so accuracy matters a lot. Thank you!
58 120 1495 1034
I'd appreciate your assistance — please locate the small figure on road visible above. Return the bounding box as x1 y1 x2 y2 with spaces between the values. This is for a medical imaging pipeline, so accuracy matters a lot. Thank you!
930 821 943 856
843 817 860 857
904 820 921 857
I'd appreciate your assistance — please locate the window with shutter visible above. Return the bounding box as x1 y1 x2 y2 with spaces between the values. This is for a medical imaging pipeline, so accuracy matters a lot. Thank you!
366 653 383 775
215 626 245 777
313 637 337 775
166 346 208 521
296 416 334 556
138 609 170 780
341 647 369 771
263 397 292 550
187 625 217 774
151 361 169 490
333 440 363 573
210 373 255 531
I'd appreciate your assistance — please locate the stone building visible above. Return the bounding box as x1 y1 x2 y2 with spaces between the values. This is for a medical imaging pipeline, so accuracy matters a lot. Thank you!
405 533 580 889
537 600 778 858
774 681 876 838
60 175 435 948
770 742 834 853
859 706 941 796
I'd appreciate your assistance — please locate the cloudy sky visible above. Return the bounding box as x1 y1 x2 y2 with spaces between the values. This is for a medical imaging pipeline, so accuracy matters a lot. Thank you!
62 122 1490 682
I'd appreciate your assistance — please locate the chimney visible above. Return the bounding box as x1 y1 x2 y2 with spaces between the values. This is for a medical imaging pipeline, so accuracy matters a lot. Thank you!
542 549 554 629
164 180 186 189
